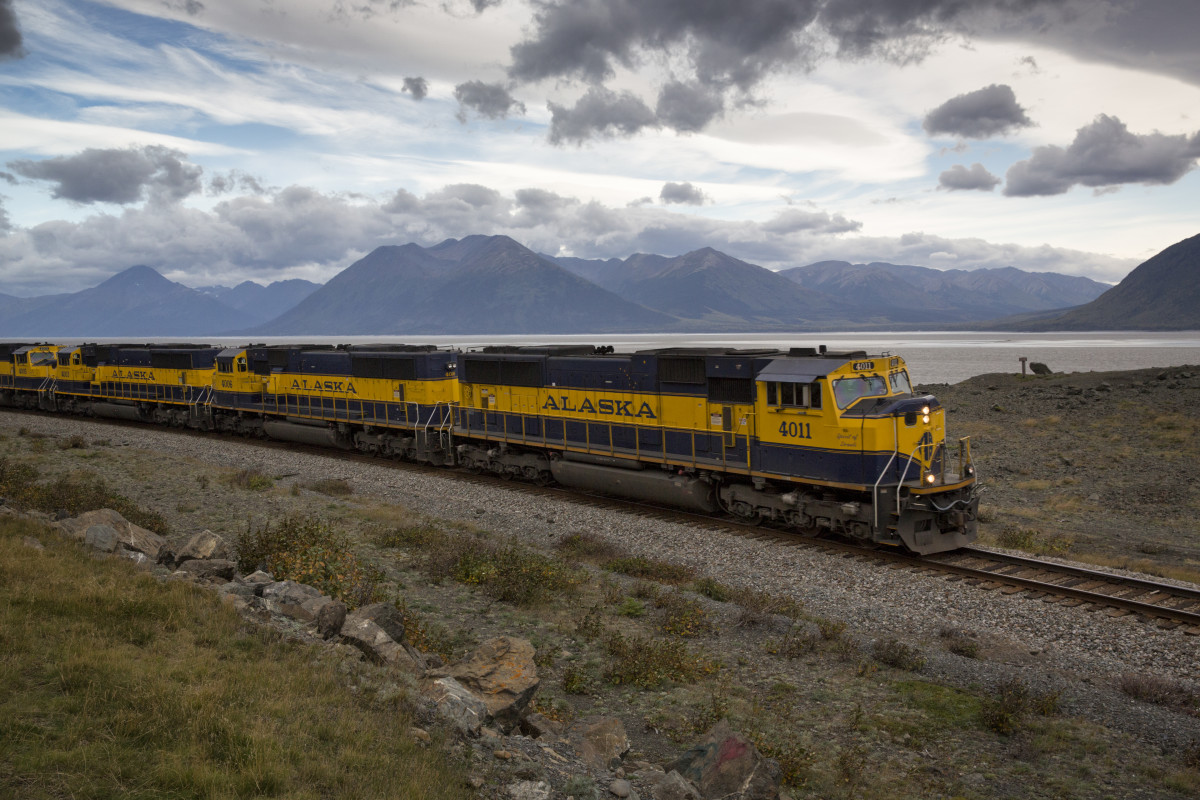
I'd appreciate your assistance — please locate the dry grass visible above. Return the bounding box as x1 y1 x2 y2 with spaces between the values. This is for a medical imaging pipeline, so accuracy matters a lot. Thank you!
0 516 471 800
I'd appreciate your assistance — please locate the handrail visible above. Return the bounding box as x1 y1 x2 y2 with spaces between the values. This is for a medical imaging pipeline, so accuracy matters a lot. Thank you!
872 443 925 532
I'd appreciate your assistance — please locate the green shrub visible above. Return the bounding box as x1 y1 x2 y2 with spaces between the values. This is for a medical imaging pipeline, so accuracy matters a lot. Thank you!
576 605 604 640
602 555 695 584
229 468 273 491
237 515 381 608
370 520 446 550
452 543 582 606
298 478 353 497
692 577 731 602
816 618 846 641
555 532 624 561
939 627 980 659
0 460 168 533
872 639 926 672
1118 673 1199 712
562 664 596 695
602 631 716 689
979 677 1060 734
658 592 715 638
617 598 646 617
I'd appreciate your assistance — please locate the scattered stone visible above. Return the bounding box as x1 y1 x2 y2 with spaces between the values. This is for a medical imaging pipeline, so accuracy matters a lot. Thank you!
653 771 701 800
567 716 629 771
339 610 422 671
428 637 539 732
217 581 256 600
668 721 782 800
521 711 565 740
408 726 431 745
316 599 347 639
261 580 324 621
609 778 633 798
349 602 407 644
21 535 44 551
176 558 236 581
176 530 232 562
1030 362 1052 375
507 780 551 800
242 570 274 593
494 749 514 760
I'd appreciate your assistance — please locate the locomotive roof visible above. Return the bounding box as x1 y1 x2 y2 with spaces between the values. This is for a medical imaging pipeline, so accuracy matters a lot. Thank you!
756 352 899 383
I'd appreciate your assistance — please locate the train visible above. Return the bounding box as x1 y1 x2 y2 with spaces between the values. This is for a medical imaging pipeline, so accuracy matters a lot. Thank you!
0 340 978 555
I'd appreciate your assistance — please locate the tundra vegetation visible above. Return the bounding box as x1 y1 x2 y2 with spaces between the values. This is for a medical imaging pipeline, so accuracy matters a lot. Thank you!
2 398 1199 797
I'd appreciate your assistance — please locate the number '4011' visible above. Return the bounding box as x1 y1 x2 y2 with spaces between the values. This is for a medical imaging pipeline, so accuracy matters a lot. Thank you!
779 420 812 439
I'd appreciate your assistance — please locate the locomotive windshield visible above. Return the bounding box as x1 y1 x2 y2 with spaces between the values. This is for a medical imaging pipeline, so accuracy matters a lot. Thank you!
833 375 888 409
889 370 912 395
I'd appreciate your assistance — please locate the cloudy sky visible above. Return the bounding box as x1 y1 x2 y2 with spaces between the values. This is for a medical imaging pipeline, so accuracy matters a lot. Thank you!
1 0 1198 295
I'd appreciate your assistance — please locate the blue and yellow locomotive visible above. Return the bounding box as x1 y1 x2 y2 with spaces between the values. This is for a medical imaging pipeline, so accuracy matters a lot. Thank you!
0 341 977 554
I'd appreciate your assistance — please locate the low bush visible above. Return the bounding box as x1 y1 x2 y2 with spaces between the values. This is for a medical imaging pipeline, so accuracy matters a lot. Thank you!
997 526 1074 556
370 520 446 550
872 639 926 672
555 532 625 561
602 631 716 689
692 576 732 602
658 592 715 638
979 677 1061 734
237 515 381 608
229 468 274 491
939 627 981 659
298 478 353 497
0 458 168 533
602 555 696 585
1118 673 1199 713
451 542 582 606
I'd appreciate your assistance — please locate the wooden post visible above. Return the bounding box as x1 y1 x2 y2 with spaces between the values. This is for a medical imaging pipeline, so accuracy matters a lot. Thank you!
1019 357 1028 375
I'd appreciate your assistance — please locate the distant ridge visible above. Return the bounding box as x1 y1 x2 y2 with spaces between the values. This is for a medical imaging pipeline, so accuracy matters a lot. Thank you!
0 265 250 336
256 235 674 334
1014 232 1200 330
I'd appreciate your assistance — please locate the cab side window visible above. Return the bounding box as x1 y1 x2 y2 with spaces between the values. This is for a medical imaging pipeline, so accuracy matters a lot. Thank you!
765 381 823 409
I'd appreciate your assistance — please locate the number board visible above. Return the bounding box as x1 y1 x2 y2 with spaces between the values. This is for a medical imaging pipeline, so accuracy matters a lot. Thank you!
852 361 875 371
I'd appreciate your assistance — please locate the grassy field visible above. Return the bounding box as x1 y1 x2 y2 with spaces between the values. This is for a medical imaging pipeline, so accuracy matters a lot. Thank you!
0 514 472 800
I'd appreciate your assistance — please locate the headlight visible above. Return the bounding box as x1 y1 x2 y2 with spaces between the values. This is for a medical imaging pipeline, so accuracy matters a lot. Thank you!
922 414 930 424
925 473 937 485
921 405 930 415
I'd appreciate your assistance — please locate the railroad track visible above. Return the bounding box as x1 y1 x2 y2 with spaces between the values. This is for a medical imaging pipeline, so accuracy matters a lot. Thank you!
7 408 1200 635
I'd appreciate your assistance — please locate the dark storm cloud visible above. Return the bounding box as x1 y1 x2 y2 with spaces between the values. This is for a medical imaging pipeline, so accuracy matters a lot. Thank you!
655 80 725 133
0 170 16 185
659 182 707 205
469 0 502 10
0 0 23 59
8 146 204 205
938 163 1001 191
547 87 658 144
164 0 205 16
923 84 1032 139
0 200 11 235
1004 114 1200 196
453 80 526 121
402 76 429 100
509 0 818 89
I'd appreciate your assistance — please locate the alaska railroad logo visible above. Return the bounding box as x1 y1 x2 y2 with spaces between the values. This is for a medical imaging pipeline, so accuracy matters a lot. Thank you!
542 395 657 419
289 379 358 394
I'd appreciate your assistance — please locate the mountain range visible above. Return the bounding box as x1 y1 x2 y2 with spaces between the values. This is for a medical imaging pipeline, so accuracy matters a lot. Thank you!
0 232 1193 336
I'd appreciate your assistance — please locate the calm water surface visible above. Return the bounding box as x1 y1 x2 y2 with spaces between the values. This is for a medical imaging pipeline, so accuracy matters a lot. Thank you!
57 331 1200 386
237 331 1200 385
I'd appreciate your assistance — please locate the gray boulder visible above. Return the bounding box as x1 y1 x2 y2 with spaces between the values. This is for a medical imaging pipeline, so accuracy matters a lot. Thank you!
176 558 237 581
339 610 423 672
653 771 702 800
84 524 120 553
55 509 171 563
177 530 232 562
668 720 782 800
566 716 629 771
428 637 539 732
316 600 347 639
261 580 324 621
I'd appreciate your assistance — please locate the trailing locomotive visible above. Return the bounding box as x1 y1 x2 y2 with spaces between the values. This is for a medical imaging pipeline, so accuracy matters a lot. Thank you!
0 341 978 555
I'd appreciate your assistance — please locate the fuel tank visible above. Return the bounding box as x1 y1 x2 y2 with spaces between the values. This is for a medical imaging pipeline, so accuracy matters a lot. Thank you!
550 459 716 513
